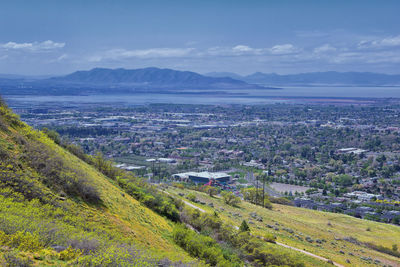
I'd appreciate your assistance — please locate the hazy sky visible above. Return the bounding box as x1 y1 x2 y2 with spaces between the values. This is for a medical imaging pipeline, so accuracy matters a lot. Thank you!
0 0 400 75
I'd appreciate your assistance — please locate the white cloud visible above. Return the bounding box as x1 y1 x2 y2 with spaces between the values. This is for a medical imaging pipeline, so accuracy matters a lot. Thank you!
1 40 65 51
358 35 400 49
90 47 195 62
89 44 304 63
269 44 299 55
314 44 337 54
232 45 254 52
48 54 69 63
2 42 32 49
205 45 264 57
380 35 400 47
57 54 68 61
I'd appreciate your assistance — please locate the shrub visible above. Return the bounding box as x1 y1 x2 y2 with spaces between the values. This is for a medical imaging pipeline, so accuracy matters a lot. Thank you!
0 163 48 202
0 116 9 132
262 232 276 243
68 238 100 255
24 141 101 204
221 191 241 206
204 185 219 197
3 252 32 267
92 152 121 180
239 220 250 232
172 224 240 267
42 128 61 145
64 143 91 162
365 242 400 258
0 144 10 160
186 193 197 202
116 176 180 221
76 245 156 267
172 182 185 189
58 246 82 261
263 198 273 209
0 230 43 252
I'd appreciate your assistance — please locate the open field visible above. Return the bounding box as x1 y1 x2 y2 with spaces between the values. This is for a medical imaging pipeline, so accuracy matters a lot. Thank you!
269 182 311 193
165 186 400 267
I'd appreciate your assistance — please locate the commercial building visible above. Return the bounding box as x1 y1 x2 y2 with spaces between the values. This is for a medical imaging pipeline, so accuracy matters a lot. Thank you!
172 171 231 184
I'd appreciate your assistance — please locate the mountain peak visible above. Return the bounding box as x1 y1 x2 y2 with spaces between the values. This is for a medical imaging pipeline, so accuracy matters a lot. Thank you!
50 67 261 89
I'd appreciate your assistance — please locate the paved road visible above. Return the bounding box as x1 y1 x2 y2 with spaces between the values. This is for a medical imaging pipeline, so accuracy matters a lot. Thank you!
172 191 345 267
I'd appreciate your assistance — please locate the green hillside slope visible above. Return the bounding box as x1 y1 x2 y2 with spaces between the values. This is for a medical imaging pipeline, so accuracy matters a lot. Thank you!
166 186 400 267
0 98 195 266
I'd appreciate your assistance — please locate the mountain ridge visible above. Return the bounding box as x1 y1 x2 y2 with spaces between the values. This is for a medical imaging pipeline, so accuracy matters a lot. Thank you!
206 71 400 86
0 67 270 95
51 67 247 86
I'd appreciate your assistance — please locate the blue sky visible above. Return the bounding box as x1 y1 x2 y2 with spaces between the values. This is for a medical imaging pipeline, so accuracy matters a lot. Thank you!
0 0 400 75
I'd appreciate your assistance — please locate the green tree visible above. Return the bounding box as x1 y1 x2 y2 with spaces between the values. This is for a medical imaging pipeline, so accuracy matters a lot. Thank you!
239 220 250 232
204 185 218 197
221 191 241 206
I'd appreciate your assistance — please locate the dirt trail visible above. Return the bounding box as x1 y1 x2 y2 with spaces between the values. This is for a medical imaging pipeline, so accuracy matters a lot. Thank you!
276 242 345 267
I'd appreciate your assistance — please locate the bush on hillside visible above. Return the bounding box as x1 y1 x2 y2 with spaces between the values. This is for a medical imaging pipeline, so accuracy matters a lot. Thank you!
64 143 90 162
0 144 10 160
172 224 241 267
42 128 61 145
0 162 49 202
116 176 180 222
0 230 43 252
92 152 122 180
186 193 197 202
24 141 101 204
239 220 250 232
3 252 33 267
221 191 241 206
0 116 9 132
365 242 400 258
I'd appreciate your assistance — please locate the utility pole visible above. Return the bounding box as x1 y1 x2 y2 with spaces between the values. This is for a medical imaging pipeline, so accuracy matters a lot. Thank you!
158 160 161 183
255 173 259 205
262 172 266 208
146 158 156 183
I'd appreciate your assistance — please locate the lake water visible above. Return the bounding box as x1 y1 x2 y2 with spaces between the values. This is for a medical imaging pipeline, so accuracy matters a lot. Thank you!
3 86 400 108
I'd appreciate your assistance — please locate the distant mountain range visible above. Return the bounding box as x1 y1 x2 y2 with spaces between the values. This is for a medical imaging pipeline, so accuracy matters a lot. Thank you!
206 71 400 86
1 68 400 96
51 67 249 87
0 67 269 95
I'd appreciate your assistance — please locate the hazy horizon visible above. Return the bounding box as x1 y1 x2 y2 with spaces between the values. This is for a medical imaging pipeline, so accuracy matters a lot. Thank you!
1 0 400 76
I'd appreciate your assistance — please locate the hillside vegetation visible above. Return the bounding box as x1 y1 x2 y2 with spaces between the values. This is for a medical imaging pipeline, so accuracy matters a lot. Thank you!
0 97 195 266
166 186 400 267
0 98 311 267
2 95 399 267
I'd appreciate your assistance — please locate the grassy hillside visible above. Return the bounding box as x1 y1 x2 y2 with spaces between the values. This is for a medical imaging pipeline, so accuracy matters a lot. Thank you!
0 99 195 266
2 95 399 267
166 186 400 267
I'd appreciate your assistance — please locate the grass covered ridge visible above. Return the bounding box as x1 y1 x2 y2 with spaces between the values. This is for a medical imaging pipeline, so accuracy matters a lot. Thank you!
0 99 195 266
166 186 400 267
